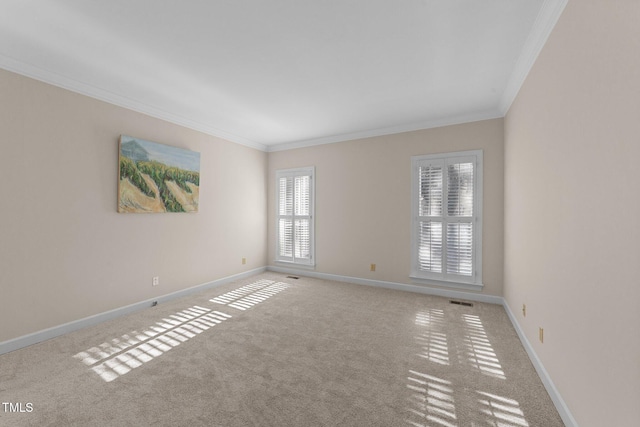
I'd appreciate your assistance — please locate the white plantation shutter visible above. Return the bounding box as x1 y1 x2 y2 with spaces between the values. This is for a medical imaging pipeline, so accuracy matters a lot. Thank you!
294 219 310 259
419 165 443 217
411 151 483 287
279 177 293 216
276 167 314 265
417 165 443 273
278 176 294 258
447 162 474 217
295 176 310 216
446 222 473 276
278 219 293 257
446 162 474 277
418 222 442 273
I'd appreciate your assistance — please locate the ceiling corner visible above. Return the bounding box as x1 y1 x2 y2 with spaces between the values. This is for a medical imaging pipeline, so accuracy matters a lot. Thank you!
499 0 569 115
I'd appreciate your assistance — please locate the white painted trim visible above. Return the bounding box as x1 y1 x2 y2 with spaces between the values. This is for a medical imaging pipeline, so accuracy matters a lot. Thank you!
267 266 503 305
273 261 316 271
410 150 483 288
499 0 568 114
0 267 266 356
409 276 484 292
275 167 316 266
0 54 267 152
502 301 579 427
267 110 503 152
0 53 502 154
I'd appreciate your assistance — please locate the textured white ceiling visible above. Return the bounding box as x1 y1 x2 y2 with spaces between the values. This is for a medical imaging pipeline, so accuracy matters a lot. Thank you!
0 0 566 151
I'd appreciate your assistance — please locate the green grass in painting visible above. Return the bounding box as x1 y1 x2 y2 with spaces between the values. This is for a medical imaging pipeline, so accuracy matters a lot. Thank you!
120 156 200 212
137 161 200 213
120 157 154 197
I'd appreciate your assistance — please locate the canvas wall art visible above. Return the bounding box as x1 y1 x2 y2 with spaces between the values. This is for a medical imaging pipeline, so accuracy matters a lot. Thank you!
118 135 200 213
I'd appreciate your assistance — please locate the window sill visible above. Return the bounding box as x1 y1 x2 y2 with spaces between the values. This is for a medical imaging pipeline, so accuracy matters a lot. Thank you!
409 275 484 292
273 261 316 271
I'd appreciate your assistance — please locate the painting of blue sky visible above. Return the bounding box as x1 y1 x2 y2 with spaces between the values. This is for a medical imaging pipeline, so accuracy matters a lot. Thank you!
120 135 200 172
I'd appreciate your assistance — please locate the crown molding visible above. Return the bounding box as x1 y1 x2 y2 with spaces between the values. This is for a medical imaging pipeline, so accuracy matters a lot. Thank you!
499 0 569 115
267 109 503 152
0 54 268 152
1 0 567 154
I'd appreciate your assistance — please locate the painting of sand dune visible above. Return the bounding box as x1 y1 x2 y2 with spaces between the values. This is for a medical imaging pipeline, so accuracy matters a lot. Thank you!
118 135 200 213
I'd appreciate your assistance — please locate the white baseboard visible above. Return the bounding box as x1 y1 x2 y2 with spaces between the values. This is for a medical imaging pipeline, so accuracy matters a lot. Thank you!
0 267 266 356
502 301 579 427
1 264 578 427
268 266 504 305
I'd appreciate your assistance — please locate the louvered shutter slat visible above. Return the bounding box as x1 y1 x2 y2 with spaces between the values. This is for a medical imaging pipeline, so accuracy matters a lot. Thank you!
446 223 473 276
294 219 310 259
279 177 293 216
418 221 442 273
295 176 310 216
279 219 293 258
419 165 443 217
447 162 473 217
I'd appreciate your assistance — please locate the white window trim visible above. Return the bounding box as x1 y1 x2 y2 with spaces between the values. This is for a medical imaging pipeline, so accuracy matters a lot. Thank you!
410 150 483 290
275 166 315 267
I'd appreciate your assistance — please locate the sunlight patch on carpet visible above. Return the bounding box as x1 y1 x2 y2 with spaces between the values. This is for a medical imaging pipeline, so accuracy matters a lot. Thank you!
405 370 457 427
477 391 529 427
415 309 450 365
210 280 290 311
461 314 505 379
73 306 231 382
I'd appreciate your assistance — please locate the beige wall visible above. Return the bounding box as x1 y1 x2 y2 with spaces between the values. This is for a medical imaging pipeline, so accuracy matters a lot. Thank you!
0 69 268 343
504 1 640 426
268 119 504 296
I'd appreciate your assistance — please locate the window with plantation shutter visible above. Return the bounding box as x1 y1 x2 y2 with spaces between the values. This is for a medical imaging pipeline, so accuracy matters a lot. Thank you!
411 151 483 289
276 167 314 266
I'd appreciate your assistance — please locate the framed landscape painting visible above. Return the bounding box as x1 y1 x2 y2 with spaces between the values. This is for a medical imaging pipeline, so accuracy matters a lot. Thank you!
118 135 201 213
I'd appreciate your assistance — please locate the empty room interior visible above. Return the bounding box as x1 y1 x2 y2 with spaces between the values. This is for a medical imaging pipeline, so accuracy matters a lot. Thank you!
0 1 638 426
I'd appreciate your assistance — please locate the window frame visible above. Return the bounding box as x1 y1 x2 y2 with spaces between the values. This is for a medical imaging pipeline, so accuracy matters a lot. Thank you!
275 166 315 267
410 150 483 290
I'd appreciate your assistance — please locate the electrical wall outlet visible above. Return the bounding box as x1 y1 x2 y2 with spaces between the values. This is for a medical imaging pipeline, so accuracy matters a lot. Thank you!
522 304 526 317
152 276 159 286
370 263 376 272
242 257 247 265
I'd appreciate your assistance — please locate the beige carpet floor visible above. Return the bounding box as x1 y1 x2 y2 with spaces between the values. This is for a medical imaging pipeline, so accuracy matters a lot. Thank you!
0 273 564 426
